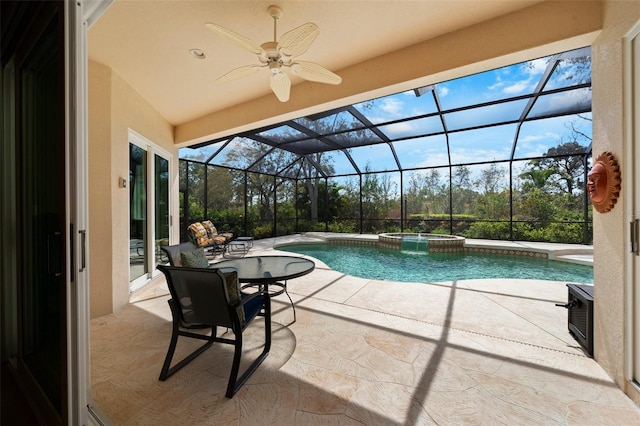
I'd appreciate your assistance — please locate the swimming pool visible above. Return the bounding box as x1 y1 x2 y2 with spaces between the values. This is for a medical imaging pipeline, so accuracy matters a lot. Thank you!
278 243 593 283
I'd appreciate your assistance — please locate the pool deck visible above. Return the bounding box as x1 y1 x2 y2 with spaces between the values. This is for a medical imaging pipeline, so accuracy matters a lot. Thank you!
89 234 640 425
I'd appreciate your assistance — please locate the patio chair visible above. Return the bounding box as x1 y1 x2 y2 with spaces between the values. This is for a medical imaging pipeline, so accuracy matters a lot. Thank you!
156 265 272 398
160 241 198 266
187 221 228 255
201 220 233 242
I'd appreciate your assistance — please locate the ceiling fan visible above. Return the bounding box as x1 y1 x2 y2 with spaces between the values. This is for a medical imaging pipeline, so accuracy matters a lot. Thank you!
205 5 342 102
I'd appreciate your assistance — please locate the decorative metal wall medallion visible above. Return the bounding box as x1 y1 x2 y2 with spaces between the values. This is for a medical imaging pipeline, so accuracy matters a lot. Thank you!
587 151 621 213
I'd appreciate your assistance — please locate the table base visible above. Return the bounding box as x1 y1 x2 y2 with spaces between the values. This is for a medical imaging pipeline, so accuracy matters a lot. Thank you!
241 281 296 323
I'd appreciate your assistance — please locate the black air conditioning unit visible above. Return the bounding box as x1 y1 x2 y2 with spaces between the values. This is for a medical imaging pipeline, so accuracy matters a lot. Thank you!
556 284 594 356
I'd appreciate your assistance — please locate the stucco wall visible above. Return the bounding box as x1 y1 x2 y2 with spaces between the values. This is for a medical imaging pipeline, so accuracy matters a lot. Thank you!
592 0 640 402
88 61 113 318
88 59 176 318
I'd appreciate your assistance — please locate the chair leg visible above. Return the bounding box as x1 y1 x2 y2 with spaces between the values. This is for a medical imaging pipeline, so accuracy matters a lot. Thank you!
225 330 243 398
283 281 296 324
225 297 272 398
159 300 216 381
159 303 181 381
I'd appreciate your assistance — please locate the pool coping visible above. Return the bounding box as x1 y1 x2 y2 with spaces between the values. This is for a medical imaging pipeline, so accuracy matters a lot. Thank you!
291 232 593 266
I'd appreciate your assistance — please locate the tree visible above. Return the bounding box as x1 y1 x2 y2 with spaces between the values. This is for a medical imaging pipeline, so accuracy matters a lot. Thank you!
452 165 471 189
405 169 448 218
224 138 296 222
529 141 586 195
451 165 476 214
475 163 507 194
518 167 555 192
296 180 347 224
358 165 399 231
206 166 235 213
300 153 335 224
520 112 591 196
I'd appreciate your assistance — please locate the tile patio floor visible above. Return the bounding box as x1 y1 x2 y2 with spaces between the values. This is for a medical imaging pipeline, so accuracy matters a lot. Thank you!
90 235 640 425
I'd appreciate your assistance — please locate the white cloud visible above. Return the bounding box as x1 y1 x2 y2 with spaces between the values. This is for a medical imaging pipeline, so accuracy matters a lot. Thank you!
450 148 511 165
518 134 546 143
515 132 561 157
438 86 449 97
503 79 531 94
383 121 415 135
414 152 450 169
380 98 403 115
488 76 504 90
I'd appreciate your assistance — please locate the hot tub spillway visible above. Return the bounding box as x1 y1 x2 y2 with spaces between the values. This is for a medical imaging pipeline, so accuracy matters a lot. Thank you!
401 235 429 252
379 233 465 254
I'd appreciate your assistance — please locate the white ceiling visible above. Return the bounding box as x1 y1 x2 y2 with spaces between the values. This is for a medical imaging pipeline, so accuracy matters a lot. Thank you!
89 0 544 127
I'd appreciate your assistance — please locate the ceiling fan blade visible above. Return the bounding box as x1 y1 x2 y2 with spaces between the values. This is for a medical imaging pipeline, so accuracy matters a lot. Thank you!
270 72 291 102
216 65 263 83
278 22 319 57
205 22 265 55
291 61 342 85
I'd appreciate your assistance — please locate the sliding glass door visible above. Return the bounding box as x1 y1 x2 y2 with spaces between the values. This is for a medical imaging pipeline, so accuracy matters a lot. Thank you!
129 143 147 283
129 134 171 292
1 2 69 423
155 154 170 263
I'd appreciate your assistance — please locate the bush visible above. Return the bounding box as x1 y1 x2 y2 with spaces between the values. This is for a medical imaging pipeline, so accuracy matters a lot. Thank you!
252 225 273 239
542 222 587 244
511 222 533 240
463 221 510 240
328 221 357 233
295 220 328 233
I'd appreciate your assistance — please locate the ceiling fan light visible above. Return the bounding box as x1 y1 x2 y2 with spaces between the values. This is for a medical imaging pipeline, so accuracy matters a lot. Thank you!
268 61 281 74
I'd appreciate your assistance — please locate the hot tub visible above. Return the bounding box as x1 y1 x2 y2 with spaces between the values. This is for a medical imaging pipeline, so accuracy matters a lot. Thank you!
378 233 465 253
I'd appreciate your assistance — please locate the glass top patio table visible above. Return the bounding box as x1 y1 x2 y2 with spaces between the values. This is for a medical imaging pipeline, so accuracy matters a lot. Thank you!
213 255 315 284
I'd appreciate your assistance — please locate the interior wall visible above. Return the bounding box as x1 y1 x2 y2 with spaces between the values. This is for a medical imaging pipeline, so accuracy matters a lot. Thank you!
88 60 113 317
592 0 640 402
88 59 176 317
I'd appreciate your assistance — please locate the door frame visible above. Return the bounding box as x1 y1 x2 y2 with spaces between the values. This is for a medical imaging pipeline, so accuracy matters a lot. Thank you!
71 1 112 424
623 19 640 392
68 1 88 424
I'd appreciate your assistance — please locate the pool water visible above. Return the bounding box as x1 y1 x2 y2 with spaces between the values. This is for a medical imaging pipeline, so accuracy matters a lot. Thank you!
279 244 593 283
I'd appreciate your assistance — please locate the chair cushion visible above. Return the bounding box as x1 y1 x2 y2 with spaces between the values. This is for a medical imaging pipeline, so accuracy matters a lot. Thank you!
212 235 227 245
187 222 213 247
201 220 217 238
202 220 233 241
222 271 245 323
242 293 264 323
180 248 209 268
